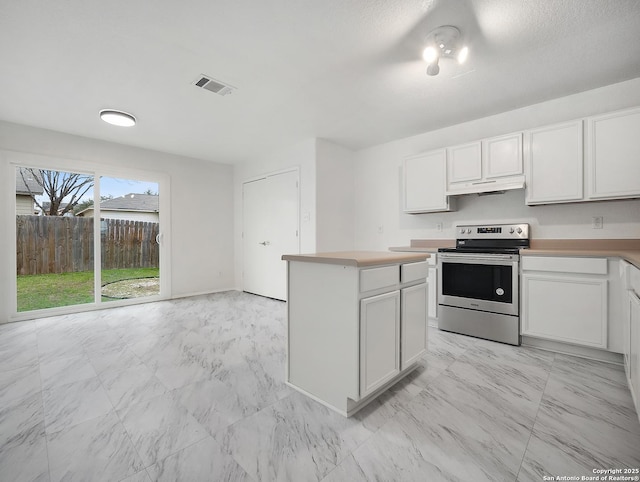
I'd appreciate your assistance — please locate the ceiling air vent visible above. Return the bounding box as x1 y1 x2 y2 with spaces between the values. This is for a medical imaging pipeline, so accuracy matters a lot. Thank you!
193 75 236 96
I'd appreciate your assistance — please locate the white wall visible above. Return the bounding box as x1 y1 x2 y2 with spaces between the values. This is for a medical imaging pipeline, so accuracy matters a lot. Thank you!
233 138 357 290
353 78 640 249
0 121 235 323
316 139 355 251
233 139 316 288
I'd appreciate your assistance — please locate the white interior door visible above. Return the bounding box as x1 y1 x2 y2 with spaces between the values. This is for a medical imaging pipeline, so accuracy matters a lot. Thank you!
243 178 269 298
243 170 299 300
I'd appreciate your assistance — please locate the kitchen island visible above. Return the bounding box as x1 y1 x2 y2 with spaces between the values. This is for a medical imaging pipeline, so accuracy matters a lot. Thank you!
282 251 429 416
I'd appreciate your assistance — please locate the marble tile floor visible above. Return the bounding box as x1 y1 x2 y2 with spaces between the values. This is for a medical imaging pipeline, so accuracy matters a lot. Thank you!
0 290 639 481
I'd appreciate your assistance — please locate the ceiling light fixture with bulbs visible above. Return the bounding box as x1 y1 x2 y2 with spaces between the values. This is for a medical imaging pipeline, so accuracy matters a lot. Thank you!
99 109 137 127
422 25 468 76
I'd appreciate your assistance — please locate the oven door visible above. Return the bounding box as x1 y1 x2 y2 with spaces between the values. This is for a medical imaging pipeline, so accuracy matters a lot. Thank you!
438 253 519 316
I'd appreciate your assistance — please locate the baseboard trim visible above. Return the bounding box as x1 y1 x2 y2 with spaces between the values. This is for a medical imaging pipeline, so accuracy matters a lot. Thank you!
521 336 623 365
169 288 238 300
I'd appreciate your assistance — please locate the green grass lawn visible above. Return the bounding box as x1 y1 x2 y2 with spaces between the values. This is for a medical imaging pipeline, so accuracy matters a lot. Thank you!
17 267 159 312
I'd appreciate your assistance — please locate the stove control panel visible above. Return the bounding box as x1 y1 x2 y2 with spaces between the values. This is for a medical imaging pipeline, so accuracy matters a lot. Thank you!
456 223 529 240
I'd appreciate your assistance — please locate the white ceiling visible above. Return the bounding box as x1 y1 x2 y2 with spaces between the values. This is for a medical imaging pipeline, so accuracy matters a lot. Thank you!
1 0 640 164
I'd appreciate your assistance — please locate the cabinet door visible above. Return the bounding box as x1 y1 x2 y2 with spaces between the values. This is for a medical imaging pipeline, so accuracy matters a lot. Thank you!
360 290 400 397
403 150 450 213
428 266 437 319
401 283 428 369
525 121 584 204
521 274 608 348
624 288 632 383
630 291 640 406
587 107 640 199
484 132 523 179
447 142 482 184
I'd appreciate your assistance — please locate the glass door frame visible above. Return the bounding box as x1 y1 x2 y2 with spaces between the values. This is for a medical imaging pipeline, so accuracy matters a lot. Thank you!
9 152 171 322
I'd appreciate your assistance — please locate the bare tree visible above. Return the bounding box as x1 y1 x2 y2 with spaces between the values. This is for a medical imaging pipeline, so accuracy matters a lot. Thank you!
20 168 94 216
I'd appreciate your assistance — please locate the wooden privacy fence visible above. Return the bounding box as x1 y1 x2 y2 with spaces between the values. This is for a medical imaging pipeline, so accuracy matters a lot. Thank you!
16 215 159 275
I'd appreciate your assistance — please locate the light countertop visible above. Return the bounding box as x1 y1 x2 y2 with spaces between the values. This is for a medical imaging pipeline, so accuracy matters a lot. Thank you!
521 249 640 269
520 239 640 269
282 251 429 267
389 246 440 253
389 239 454 253
389 238 640 268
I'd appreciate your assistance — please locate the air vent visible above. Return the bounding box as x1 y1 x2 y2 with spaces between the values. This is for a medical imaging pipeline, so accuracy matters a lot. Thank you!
193 75 236 96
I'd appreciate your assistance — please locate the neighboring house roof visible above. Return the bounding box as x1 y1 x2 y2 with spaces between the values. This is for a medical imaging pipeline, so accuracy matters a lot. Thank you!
76 193 159 215
15 169 44 196
101 193 159 212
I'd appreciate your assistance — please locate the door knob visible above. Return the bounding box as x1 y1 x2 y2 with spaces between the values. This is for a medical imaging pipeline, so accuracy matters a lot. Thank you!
259 241 270 246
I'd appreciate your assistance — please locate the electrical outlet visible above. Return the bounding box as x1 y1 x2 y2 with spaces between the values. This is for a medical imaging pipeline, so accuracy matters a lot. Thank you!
436 222 443 232
592 216 603 229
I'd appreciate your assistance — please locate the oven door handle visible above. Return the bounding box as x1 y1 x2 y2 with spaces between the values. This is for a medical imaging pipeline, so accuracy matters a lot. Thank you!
439 254 516 262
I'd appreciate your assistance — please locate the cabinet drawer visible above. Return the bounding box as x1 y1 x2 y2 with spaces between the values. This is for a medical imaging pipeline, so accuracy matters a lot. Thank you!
521 256 607 275
360 265 399 293
630 266 640 296
401 261 428 284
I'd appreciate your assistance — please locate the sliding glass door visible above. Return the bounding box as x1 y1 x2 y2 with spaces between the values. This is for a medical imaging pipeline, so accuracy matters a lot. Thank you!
14 165 165 314
15 167 95 312
99 176 160 303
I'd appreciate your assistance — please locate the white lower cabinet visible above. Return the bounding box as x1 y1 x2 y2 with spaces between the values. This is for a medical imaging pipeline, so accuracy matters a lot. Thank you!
360 291 400 397
521 256 608 349
361 276 428 397
427 265 437 320
622 263 632 383
630 291 640 408
286 257 428 417
401 283 428 369
628 263 640 418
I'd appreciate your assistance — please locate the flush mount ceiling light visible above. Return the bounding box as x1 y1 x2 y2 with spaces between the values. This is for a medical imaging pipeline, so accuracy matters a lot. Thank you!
99 109 137 127
422 25 468 77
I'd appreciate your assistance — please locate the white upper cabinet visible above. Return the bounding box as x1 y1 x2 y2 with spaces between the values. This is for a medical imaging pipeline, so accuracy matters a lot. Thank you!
447 142 482 184
587 107 640 200
484 132 523 179
402 105 640 209
402 149 453 213
446 133 524 195
525 120 584 205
